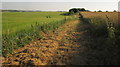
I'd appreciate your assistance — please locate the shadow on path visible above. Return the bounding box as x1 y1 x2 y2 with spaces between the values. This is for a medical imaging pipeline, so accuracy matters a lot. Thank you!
71 17 119 65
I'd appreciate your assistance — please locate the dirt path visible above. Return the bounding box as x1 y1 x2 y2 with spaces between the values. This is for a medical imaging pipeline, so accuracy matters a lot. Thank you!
2 17 89 65
2 13 119 66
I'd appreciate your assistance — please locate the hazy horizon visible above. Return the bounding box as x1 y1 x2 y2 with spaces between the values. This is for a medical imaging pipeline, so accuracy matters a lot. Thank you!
1 0 119 2
2 2 118 11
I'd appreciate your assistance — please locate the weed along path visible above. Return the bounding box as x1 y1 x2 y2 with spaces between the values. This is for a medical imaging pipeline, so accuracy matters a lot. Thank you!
2 15 90 65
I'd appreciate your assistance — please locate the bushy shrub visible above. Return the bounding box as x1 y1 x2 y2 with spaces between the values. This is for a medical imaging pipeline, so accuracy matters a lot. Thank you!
88 17 108 37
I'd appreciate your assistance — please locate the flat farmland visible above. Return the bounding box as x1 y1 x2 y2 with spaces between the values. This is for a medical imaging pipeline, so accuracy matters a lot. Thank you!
2 11 120 65
2 12 66 35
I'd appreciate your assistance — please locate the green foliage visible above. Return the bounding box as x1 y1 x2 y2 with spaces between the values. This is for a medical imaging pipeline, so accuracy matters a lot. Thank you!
106 11 109 12
2 12 75 57
61 8 86 16
60 12 70 16
113 10 117 12
88 17 108 37
69 8 86 13
81 15 120 64
98 10 102 12
69 8 80 13
78 8 86 11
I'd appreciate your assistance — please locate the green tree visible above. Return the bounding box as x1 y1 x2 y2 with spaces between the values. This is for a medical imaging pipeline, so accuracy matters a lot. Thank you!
78 8 86 11
113 10 117 12
98 10 102 12
69 8 79 13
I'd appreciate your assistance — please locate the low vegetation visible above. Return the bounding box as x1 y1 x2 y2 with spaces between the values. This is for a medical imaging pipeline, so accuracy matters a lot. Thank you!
2 8 120 65
80 12 120 64
2 12 76 56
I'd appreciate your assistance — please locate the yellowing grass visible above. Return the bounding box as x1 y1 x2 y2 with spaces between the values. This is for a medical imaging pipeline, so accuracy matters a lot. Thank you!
81 12 119 23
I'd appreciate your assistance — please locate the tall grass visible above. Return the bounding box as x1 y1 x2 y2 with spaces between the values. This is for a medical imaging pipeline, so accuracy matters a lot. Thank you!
2 12 76 57
80 12 120 64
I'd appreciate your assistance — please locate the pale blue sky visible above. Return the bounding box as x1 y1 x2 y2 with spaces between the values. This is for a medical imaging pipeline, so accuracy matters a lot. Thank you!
1 0 120 11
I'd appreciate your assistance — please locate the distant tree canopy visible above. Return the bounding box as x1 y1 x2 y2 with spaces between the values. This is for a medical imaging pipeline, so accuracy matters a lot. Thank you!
69 8 86 13
78 8 86 11
98 10 102 12
113 10 117 12
69 8 79 14
61 8 89 16
106 11 109 12
2 10 20 12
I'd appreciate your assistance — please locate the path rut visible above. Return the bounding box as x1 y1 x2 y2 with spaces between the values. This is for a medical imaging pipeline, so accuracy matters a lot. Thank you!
2 18 88 65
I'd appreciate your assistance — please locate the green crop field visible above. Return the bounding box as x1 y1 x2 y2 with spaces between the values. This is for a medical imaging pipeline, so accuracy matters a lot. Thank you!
2 11 76 56
2 12 66 35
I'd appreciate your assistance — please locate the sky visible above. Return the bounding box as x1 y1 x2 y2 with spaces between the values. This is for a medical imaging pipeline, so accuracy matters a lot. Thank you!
1 0 120 11
1 0 120 2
